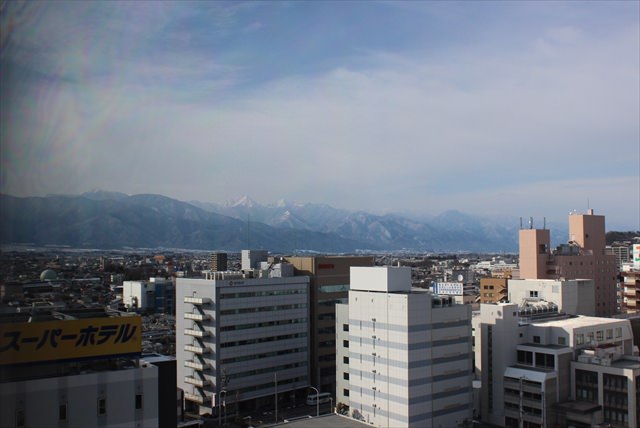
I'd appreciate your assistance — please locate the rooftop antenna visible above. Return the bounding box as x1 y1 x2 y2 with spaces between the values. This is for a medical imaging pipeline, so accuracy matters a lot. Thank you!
529 217 533 229
520 217 523 229
543 217 546 230
247 214 251 249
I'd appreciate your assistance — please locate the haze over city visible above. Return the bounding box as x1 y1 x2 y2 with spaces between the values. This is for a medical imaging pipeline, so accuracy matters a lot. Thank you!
1 1 639 229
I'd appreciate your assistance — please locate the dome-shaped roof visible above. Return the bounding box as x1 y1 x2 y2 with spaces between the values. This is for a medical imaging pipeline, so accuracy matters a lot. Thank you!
40 269 57 281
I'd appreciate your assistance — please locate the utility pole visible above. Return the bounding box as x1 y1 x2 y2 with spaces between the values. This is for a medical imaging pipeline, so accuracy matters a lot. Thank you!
274 373 278 423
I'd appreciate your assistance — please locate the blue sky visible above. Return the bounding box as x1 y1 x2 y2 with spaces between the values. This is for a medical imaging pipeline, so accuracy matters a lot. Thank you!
1 1 639 229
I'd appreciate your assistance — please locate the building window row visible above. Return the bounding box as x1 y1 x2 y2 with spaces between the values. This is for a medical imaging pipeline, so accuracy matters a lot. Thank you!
219 288 306 299
318 298 347 307
576 327 622 346
220 332 307 348
604 373 628 392
318 284 349 293
221 346 308 364
234 376 307 395
220 317 307 331
319 353 336 362
220 303 307 315
227 361 307 380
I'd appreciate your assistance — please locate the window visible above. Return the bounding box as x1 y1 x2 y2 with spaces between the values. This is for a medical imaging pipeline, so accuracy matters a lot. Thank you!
607 329 613 339
517 350 533 365
343 356 349 364
616 327 622 338
576 334 584 345
343 372 349 380
16 409 25 427
59 404 67 421
529 291 539 298
558 337 566 345
98 398 106 416
343 324 349 332
343 340 349 348
344 388 350 397
596 331 604 341
135 394 143 410
533 335 541 344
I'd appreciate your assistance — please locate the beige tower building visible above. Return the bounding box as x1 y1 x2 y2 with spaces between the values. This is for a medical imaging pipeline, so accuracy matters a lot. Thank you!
518 210 618 316
277 255 375 396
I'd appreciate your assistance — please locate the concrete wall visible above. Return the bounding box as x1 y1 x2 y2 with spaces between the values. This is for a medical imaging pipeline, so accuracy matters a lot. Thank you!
508 279 596 316
335 303 350 410
0 365 158 428
350 266 411 293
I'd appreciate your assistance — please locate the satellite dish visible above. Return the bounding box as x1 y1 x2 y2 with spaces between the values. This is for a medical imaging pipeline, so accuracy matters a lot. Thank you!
457 274 464 282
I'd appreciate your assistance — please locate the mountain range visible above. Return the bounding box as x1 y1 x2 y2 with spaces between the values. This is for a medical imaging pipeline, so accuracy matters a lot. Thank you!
0 192 568 253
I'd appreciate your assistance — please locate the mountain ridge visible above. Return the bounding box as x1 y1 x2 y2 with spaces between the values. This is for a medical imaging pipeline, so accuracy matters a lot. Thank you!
0 192 570 252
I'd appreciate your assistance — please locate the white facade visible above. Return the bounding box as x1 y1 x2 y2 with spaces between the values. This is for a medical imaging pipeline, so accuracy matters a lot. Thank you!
123 281 153 310
474 302 635 427
176 272 310 415
337 266 473 428
241 250 268 271
508 278 596 316
0 364 158 428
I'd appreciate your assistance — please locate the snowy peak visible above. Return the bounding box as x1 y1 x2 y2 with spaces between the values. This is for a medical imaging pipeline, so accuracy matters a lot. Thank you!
231 195 257 208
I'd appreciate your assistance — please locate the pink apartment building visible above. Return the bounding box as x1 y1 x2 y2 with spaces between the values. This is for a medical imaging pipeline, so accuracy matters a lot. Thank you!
518 209 618 317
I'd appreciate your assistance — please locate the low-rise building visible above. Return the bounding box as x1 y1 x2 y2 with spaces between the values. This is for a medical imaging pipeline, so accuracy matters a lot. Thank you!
0 308 162 428
474 302 638 428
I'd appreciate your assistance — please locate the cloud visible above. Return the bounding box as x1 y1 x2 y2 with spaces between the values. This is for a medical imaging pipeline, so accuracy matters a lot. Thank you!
1 1 638 228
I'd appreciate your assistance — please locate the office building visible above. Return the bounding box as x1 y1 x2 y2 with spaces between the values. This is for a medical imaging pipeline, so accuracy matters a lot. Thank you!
276 255 374 397
507 278 596 316
176 265 310 416
336 266 473 427
518 210 618 316
621 271 640 313
209 252 228 272
474 302 638 427
123 277 174 314
606 243 633 270
241 250 268 271
479 277 509 304
0 308 160 428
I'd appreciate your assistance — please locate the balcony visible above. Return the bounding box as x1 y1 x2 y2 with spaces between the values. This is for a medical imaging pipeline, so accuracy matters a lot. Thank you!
185 344 212 355
185 376 211 387
185 360 211 371
184 312 211 321
184 296 212 305
184 392 212 405
185 329 210 338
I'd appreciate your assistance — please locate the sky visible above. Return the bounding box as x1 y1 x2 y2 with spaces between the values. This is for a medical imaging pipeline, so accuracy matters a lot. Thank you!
1 1 639 229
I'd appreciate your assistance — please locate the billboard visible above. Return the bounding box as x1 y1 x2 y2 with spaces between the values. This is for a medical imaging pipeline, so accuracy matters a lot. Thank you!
433 282 464 295
0 316 141 365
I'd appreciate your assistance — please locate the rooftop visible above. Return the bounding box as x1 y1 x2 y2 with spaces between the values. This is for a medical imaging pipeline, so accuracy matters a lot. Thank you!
530 315 626 329
273 414 369 428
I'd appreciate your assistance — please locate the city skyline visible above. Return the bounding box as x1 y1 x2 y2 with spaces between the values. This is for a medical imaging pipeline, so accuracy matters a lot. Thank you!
2 1 639 228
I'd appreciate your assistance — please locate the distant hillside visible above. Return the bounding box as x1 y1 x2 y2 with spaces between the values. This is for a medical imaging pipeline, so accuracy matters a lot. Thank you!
0 194 367 252
1 193 571 253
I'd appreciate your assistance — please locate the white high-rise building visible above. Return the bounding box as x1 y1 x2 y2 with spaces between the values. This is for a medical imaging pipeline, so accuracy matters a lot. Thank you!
176 265 310 416
336 266 473 428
